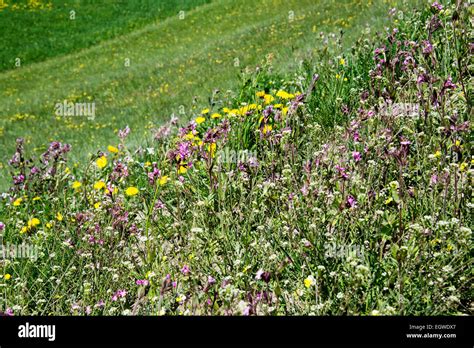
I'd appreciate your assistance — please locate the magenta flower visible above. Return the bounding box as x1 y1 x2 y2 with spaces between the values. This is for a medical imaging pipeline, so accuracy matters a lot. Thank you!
422 40 433 55
0 222 5 231
431 2 443 11
443 77 457 91
181 265 190 276
136 279 149 286
335 165 349 180
111 289 127 301
352 151 361 162
346 195 357 209
208 276 216 284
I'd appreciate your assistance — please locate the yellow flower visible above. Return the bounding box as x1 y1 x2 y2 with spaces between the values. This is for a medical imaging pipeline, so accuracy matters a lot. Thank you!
263 94 274 104
256 91 265 97
211 113 221 119
434 150 441 158
276 90 294 100
94 181 106 190
96 156 107 169
159 176 169 186
273 103 283 109
207 143 217 158
29 218 40 227
46 222 52 228
13 198 22 206
94 202 101 209
201 108 210 114
72 181 82 189
65 167 71 175
125 187 139 196
195 116 206 124
184 132 195 140
455 140 461 147
222 107 231 113
459 162 467 172
178 166 187 174
23 217 41 233
262 124 273 134
108 145 119 153
304 275 315 288
3 274 11 281
385 197 393 205
339 58 345 65
144 161 152 168
335 74 341 79
32 196 41 201
56 212 63 222
282 107 289 116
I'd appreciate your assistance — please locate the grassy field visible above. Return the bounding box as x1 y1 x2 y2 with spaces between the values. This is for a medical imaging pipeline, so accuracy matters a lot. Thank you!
0 0 210 71
1 0 471 317
0 0 402 190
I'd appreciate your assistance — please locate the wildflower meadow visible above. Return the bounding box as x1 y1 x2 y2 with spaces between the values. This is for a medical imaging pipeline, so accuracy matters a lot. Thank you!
0 0 472 318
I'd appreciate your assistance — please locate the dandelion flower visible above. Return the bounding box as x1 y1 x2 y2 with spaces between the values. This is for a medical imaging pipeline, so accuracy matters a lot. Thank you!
159 176 169 186
3 274 11 281
263 94 274 104
29 218 40 227
13 198 22 206
94 202 101 209
72 181 82 189
96 156 107 169
304 275 315 288
262 124 273 134
256 91 265 97
201 108 210 114
125 187 139 196
195 116 206 124
276 90 294 99
211 113 221 119
56 212 63 222
94 181 106 190
108 145 119 153
178 166 187 174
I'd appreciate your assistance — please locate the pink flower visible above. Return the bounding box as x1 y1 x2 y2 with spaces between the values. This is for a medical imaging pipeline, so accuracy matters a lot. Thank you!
346 195 357 209
431 2 443 11
111 289 127 301
136 279 149 286
181 265 190 276
352 151 361 162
